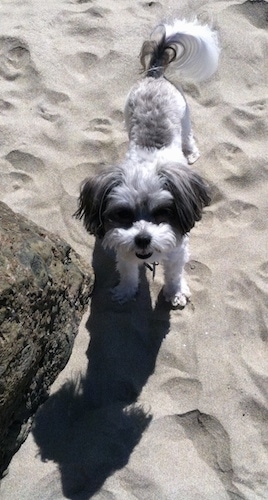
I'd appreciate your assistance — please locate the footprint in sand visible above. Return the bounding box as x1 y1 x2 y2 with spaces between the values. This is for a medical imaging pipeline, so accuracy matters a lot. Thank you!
139 1 162 10
240 399 268 432
60 161 104 198
224 99 268 141
3 150 61 209
37 90 69 122
161 377 202 410
5 150 45 173
86 117 112 136
257 261 268 284
70 0 92 4
66 18 112 43
226 271 254 310
226 266 267 327
229 1 268 30
0 164 34 197
210 142 253 188
80 116 120 162
65 52 98 74
4 171 34 190
0 36 31 80
2 151 45 203
83 6 111 18
214 199 258 229
186 260 212 294
0 99 14 113
176 410 237 494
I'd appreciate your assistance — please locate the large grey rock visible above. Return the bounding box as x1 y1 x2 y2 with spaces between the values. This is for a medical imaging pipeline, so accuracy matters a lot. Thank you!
0 202 93 477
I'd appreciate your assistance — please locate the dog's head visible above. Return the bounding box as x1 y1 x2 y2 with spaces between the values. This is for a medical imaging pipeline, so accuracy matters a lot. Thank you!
74 162 210 262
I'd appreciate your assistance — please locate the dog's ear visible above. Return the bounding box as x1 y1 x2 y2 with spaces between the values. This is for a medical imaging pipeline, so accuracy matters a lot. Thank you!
74 168 122 238
158 163 211 234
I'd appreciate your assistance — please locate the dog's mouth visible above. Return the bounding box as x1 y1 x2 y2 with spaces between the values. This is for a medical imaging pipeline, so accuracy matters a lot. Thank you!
135 252 153 260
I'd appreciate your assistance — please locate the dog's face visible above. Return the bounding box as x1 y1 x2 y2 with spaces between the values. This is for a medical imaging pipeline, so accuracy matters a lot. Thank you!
102 187 179 263
74 161 210 263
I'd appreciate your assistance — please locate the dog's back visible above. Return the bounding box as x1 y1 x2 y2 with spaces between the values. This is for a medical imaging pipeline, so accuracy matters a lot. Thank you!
125 77 186 151
124 19 219 161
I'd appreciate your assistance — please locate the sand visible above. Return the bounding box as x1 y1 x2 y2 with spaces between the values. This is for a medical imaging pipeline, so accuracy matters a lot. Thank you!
1 0 268 498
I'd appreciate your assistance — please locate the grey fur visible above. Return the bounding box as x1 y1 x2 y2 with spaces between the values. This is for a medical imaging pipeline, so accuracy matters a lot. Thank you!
74 167 124 237
157 163 211 234
125 78 184 150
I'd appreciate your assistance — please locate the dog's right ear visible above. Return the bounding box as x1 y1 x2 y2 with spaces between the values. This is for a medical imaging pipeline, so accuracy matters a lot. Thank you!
74 168 122 238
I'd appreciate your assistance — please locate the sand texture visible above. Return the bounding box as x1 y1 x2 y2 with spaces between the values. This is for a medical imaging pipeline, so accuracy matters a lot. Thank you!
1 0 268 499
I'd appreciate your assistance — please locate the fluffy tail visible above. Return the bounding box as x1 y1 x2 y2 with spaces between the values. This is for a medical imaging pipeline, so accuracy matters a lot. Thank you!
140 19 219 82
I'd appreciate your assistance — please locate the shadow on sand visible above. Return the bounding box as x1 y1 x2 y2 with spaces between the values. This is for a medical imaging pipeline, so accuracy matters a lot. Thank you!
33 239 173 499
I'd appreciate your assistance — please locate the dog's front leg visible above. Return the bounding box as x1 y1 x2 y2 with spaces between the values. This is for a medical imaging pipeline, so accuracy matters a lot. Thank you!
111 256 140 303
162 240 191 308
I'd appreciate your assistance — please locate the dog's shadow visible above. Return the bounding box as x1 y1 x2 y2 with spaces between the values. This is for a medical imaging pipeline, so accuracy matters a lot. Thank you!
32 239 172 499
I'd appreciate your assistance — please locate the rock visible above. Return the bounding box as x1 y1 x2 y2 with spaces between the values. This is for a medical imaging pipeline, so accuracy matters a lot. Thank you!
0 202 93 477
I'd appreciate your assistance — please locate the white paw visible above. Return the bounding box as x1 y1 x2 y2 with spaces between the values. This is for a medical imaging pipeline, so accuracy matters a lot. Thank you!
111 283 137 304
170 292 188 308
163 282 191 308
187 150 200 165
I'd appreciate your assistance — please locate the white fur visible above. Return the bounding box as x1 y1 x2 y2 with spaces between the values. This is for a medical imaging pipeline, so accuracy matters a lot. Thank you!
163 19 220 81
76 19 219 307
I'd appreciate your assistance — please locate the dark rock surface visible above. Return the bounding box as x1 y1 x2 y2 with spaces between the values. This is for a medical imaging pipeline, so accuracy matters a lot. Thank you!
0 202 93 477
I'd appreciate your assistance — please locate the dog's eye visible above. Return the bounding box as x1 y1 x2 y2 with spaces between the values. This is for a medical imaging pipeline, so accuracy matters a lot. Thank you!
152 207 173 223
111 208 135 224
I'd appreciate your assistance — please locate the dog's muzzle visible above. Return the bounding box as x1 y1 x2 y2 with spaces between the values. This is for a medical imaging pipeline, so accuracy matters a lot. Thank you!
134 232 153 260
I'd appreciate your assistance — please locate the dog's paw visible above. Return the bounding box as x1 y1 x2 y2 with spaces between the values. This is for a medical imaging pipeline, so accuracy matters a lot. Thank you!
187 150 200 165
163 282 191 308
111 284 137 304
170 292 188 308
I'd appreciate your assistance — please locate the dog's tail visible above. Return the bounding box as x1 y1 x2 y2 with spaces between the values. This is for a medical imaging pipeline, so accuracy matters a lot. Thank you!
140 19 219 82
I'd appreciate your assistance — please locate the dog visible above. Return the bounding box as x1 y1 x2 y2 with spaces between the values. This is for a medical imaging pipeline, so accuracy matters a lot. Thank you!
75 19 219 307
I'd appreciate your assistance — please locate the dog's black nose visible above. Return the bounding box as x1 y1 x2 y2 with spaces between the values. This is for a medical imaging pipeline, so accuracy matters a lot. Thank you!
135 233 151 249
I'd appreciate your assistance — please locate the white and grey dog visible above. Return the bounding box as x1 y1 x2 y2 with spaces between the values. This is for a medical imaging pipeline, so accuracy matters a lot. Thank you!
75 19 219 307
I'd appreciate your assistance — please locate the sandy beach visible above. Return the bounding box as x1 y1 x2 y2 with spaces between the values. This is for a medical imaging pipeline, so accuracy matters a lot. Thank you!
1 0 268 498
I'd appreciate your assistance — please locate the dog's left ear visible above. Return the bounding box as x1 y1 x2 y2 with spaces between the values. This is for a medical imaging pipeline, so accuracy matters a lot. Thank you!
158 163 211 234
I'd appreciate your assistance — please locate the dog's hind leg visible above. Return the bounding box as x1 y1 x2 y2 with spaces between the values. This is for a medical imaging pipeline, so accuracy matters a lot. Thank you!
181 102 200 165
